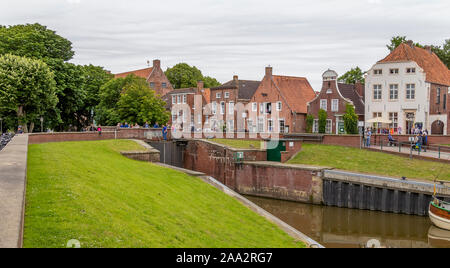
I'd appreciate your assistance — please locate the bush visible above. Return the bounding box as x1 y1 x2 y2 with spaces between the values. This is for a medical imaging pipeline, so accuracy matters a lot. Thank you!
318 109 327 134
343 104 358 134
306 114 314 133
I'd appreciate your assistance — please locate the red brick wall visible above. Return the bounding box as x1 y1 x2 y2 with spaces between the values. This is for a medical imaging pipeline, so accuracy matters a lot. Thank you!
429 83 449 115
148 60 173 97
281 140 302 162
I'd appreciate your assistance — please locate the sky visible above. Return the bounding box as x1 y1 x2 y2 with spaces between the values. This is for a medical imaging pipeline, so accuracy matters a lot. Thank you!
1 0 449 90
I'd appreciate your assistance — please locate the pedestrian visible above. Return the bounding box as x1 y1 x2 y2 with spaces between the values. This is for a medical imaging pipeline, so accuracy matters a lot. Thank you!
144 121 149 128
162 125 168 141
366 128 372 147
422 132 427 152
153 122 159 128
97 125 102 135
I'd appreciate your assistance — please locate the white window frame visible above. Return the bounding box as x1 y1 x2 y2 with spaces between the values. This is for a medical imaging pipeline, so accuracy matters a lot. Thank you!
216 92 221 99
313 119 319 133
320 99 327 111
228 101 234 115
268 119 273 132
389 84 398 100
252 102 257 112
374 69 382 75
325 119 332 134
276 101 282 111
224 92 230 99
212 101 217 115
183 94 187 104
406 84 415 100
177 95 181 104
279 119 285 133
172 95 176 104
220 101 225 115
373 85 382 100
331 99 339 112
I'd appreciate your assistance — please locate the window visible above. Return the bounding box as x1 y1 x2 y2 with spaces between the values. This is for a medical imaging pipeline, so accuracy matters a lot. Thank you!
406 84 415 99
437 88 441 104
228 102 234 114
257 117 265 132
183 94 187 104
320 99 327 110
266 103 272 114
389 68 399 74
389 84 398 100
212 102 217 115
331 99 339 112
260 103 265 114
406 68 416 74
276 101 282 111
325 119 332 134
373 112 382 128
252 102 257 112
389 112 398 130
162 82 167 88
224 92 230 98
172 95 176 104
228 120 234 131
150 82 155 88
443 94 447 110
216 92 221 99
220 102 225 114
177 95 181 104
313 119 319 133
268 119 273 132
374 69 382 75
373 85 382 100
279 119 285 133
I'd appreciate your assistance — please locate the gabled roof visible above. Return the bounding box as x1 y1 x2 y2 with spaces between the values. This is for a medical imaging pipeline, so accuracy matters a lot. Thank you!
338 83 365 115
212 80 261 100
378 43 450 86
272 75 316 114
114 67 153 80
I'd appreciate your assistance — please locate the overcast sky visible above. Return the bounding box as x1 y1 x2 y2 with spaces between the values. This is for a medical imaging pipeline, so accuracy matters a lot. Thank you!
1 0 449 90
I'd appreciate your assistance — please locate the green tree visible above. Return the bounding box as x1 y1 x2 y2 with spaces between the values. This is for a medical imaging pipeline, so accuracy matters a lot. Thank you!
0 54 57 133
0 23 74 61
165 63 222 89
338 67 366 84
343 104 358 134
306 114 314 133
318 109 327 134
386 36 408 52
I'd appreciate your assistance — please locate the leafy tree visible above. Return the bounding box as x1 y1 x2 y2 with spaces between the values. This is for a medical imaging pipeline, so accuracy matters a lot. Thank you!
0 54 57 133
338 67 366 84
0 23 74 61
386 36 408 52
96 75 169 126
343 104 358 134
117 79 169 125
306 114 314 133
318 109 327 134
165 63 222 89
203 76 221 88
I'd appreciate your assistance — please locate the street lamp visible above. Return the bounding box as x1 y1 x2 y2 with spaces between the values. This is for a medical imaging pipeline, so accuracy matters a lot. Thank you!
40 116 44 133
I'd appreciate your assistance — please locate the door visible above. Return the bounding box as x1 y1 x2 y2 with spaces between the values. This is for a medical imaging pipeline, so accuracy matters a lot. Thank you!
267 141 286 162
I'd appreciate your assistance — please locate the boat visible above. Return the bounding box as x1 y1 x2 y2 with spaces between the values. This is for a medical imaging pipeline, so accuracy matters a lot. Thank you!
429 197 450 231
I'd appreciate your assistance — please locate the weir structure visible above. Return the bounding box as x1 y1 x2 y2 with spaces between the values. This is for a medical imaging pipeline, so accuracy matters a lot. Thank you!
149 139 450 217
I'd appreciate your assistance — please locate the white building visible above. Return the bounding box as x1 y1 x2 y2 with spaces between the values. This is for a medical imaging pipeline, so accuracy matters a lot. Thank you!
365 41 450 135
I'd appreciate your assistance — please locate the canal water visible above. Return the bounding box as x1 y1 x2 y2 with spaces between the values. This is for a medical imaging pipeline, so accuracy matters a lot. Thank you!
246 196 450 248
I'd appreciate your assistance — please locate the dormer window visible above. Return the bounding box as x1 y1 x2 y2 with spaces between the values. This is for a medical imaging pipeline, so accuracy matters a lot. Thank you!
374 69 382 75
326 89 332 94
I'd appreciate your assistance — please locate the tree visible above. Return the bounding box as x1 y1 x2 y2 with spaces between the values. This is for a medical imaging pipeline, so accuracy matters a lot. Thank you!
165 63 222 89
95 75 169 126
306 114 314 133
0 23 74 61
338 67 366 84
386 36 408 52
343 104 359 134
318 109 327 134
0 54 57 133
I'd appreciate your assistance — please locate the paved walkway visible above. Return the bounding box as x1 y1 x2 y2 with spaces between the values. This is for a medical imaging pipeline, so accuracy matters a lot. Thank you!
0 134 28 248
368 144 450 162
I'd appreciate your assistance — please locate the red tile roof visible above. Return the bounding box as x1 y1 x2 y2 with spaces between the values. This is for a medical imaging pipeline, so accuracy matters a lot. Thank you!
114 67 153 79
272 75 316 114
378 43 450 86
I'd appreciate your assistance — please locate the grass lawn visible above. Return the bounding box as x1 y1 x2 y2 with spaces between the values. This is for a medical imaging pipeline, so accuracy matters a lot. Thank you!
210 139 261 149
288 144 450 182
24 139 304 248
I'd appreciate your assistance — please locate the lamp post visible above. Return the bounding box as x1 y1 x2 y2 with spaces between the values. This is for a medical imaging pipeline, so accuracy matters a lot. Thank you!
40 116 44 133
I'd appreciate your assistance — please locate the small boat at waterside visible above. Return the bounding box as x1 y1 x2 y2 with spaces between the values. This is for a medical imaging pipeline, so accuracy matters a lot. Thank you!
429 197 450 231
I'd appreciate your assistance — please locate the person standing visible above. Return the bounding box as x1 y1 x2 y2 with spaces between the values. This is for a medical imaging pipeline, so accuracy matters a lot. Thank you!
422 132 427 152
366 128 372 147
162 125 168 141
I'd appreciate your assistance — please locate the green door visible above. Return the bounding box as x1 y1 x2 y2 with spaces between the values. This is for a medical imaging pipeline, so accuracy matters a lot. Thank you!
338 121 345 134
267 141 286 162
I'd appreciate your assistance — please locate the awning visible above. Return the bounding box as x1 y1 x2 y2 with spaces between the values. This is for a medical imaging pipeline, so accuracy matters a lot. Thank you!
366 117 392 124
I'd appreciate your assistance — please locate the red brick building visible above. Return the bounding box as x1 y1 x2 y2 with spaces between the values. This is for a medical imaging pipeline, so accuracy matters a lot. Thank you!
307 69 365 134
249 66 316 133
115 59 173 97
209 75 260 132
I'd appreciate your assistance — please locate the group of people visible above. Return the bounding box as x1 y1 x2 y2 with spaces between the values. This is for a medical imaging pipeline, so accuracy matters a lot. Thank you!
116 122 161 129
365 127 429 152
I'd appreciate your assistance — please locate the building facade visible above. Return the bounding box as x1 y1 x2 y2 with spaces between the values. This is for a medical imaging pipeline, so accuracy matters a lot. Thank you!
365 41 450 135
307 70 365 134
115 59 174 97
250 66 316 133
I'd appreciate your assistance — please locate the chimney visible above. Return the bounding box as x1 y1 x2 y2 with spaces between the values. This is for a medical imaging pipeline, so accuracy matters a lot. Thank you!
197 81 204 93
406 40 414 48
424 45 432 54
355 80 365 99
265 66 273 78
153 59 161 69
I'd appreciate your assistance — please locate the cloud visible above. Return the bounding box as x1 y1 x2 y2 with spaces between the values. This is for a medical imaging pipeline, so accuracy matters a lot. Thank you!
0 0 449 90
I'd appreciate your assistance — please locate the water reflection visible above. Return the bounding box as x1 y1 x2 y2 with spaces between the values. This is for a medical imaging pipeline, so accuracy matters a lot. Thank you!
246 195 450 248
